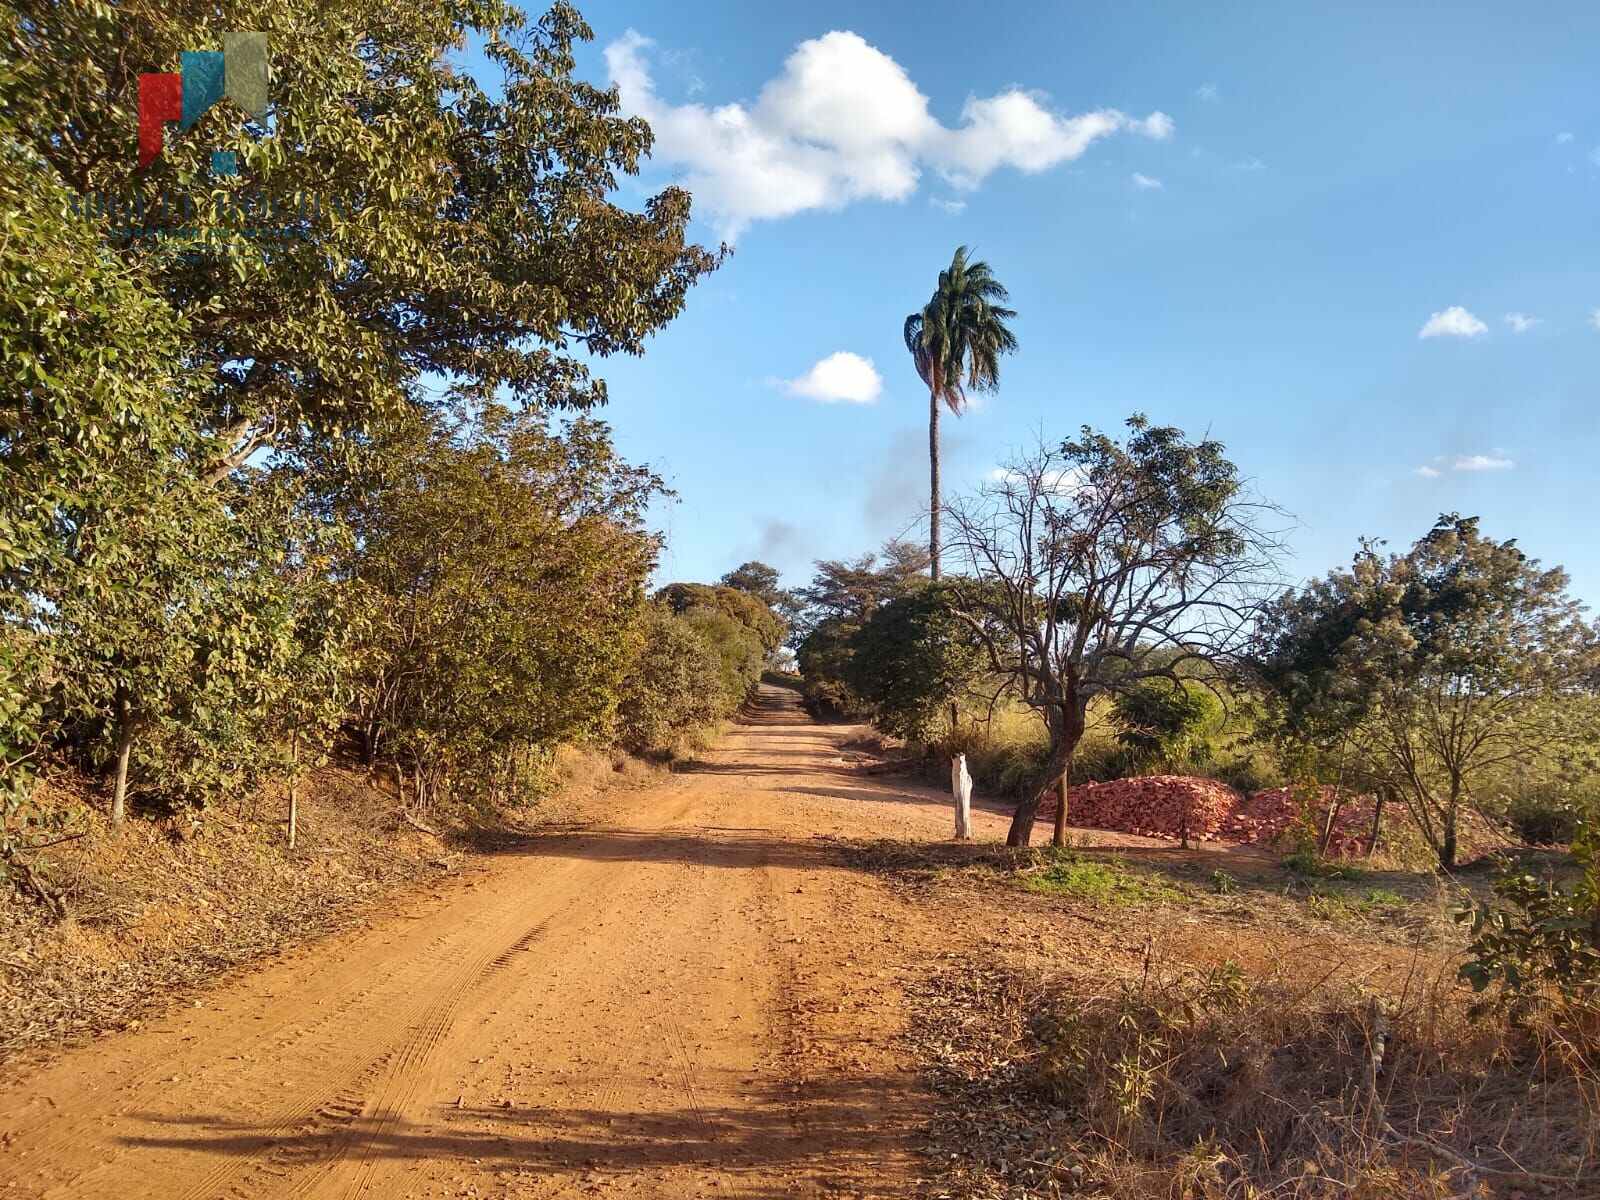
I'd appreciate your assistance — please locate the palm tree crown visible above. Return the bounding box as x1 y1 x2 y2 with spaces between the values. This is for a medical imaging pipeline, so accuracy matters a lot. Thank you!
904 246 1019 416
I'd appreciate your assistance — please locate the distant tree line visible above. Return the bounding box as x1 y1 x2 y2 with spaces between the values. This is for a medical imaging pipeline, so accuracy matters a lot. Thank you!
792 419 1600 862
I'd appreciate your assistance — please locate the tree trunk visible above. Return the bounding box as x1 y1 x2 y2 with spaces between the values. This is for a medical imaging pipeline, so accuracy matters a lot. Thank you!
110 689 135 833
1441 818 1457 871
1007 704 1083 848
1051 772 1069 848
1367 789 1387 857
929 387 941 580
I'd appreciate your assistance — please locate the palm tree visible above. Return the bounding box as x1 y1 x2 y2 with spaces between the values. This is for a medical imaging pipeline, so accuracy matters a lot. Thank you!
904 246 1018 579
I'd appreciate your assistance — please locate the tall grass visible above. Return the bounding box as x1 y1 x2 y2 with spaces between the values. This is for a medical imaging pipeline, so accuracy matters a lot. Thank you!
1015 958 1596 1196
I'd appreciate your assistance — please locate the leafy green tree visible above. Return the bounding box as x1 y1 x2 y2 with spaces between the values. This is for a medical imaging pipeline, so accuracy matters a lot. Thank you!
1112 682 1220 774
844 583 988 743
327 406 662 804
903 247 1018 578
657 583 786 653
6 0 720 476
1255 516 1598 868
943 418 1282 846
719 561 799 632
614 605 725 753
793 540 931 714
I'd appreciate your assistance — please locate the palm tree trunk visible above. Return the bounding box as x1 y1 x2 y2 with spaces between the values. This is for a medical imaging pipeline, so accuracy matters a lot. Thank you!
929 387 941 580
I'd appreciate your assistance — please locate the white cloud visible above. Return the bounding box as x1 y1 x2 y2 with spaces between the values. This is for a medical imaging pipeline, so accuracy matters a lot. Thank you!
1231 156 1267 172
1557 131 1574 144
1196 83 1219 102
990 464 1086 494
1590 309 1600 332
1504 312 1541 332
1415 453 1516 477
1418 306 1488 339
1131 172 1163 190
929 197 967 215
1451 454 1514 471
782 352 883 404
605 29 1173 238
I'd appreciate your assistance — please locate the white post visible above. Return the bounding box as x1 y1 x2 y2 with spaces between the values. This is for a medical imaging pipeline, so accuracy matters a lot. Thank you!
952 753 973 840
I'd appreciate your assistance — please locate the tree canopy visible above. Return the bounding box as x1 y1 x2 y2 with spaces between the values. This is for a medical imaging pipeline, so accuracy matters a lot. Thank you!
1254 515 1598 867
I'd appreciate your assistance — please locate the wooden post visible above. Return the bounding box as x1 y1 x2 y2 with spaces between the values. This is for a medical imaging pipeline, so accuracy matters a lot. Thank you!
952 753 972 840
287 731 299 851
110 689 134 833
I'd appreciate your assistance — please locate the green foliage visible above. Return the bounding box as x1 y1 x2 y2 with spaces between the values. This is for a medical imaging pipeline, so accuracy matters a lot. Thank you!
1111 682 1219 773
1 0 725 847
904 246 1019 419
1281 844 1364 881
1014 853 1186 905
794 540 930 715
327 406 663 802
1457 828 1600 1016
718 561 797 628
943 416 1279 845
613 606 727 753
5 0 719 467
1255 515 1599 868
844 583 986 743
657 582 786 652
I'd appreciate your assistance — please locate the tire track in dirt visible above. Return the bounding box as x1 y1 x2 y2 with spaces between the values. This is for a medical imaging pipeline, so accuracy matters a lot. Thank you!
2 686 954 1199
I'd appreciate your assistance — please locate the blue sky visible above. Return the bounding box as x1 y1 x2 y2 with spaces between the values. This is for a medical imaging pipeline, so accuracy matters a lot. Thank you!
539 2 1600 601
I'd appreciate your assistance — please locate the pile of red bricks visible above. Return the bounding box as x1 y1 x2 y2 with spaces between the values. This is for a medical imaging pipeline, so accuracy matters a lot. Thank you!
1218 786 1377 856
1037 775 1243 842
1034 776 1503 860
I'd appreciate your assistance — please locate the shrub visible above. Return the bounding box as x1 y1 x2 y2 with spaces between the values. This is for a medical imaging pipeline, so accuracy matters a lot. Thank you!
614 607 726 753
1457 826 1600 1018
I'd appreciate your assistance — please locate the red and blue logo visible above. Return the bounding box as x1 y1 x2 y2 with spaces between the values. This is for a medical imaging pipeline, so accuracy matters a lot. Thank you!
138 33 268 172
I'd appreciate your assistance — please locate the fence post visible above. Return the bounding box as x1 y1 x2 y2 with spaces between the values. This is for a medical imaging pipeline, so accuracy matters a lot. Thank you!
952 753 973 840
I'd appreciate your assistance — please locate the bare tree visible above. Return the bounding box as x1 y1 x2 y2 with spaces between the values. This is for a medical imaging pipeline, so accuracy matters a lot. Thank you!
943 417 1286 846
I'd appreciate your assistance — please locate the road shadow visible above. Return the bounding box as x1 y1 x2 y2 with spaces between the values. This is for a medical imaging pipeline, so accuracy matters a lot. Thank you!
117 1072 914 1197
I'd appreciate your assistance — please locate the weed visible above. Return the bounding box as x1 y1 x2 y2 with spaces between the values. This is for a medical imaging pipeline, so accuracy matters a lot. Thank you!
1282 843 1364 881
1014 853 1186 905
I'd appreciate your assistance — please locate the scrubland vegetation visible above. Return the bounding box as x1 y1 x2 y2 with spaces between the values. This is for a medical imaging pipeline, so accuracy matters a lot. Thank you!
3 0 1597 1193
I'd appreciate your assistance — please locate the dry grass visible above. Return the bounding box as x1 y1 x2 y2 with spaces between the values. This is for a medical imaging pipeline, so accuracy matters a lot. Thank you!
913 953 1598 1199
0 742 677 1061
885 834 1600 1200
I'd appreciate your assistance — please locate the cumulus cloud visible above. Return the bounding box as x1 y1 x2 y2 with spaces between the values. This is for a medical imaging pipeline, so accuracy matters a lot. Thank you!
1451 454 1514 471
1418 306 1488 339
1131 172 1163 190
782 352 883 404
1415 454 1515 477
1504 312 1541 332
929 197 967 215
1557 131 1574 144
605 29 1173 237
1591 309 1600 332
1196 83 1219 102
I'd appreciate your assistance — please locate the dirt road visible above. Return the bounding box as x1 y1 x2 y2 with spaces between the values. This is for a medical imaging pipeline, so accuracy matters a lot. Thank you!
0 686 1010 1199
